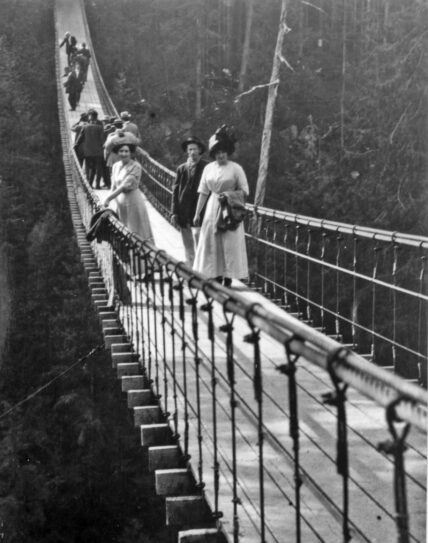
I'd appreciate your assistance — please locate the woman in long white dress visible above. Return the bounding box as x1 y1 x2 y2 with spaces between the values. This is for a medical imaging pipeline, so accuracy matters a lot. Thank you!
103 143 153 242
193 129 249 287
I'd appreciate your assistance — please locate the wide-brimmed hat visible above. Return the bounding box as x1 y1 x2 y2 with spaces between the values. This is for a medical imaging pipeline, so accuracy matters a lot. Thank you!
120 111 132 121
181 136 206 154
110 131 140 151
208 125 236 157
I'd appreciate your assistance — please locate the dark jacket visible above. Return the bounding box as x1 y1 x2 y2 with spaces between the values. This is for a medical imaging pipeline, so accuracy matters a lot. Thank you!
75 121 105 157
59 35 76 55
63 72 80 94
171 159 208 227
86 209 118 243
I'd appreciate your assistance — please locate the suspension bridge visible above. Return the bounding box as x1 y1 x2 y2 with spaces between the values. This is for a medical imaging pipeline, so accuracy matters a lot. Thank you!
55 0 427 541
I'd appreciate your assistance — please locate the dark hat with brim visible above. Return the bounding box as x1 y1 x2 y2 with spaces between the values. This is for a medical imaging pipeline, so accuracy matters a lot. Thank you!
181 136 206 154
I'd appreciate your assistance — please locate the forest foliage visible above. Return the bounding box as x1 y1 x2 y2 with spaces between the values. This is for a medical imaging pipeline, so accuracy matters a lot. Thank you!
86 0 427 234
0 1 169 541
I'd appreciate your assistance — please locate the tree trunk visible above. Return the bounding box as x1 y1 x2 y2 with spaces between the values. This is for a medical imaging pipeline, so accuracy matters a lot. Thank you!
253 0 288 208
339 0 347 153
195 0 203 119
238 0 254 93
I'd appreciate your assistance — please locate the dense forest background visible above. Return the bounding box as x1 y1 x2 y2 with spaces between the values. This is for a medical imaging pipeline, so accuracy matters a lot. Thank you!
85 0 427 234
0 1 171 541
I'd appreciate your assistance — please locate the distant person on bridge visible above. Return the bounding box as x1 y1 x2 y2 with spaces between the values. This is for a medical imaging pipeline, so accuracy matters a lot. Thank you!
59 32 77 66
72 112 89 164
102 141 153 242
171 137 208 267
75 43 91 84
74 109 106 189
63 66 80 111
120 111 141 139
193 126 249 287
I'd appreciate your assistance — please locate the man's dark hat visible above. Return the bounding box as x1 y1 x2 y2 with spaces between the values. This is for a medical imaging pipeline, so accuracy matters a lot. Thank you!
181 136 206 154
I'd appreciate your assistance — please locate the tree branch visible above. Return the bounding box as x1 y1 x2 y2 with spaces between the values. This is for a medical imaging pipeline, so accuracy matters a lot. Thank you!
277 52 295 71
234 80 280 103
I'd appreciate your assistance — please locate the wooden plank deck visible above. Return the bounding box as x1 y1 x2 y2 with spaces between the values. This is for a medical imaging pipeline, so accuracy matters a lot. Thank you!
55 1 427 541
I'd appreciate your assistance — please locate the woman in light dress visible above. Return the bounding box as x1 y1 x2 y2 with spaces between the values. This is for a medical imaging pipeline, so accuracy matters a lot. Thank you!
193 128 249 287
103 142 153 242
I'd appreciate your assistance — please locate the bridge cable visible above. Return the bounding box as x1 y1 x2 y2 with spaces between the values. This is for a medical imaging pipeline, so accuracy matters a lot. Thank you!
244 303 266 543
0 345 105 422
322 346 352 543
220 301 239 543
277 336 304 543
377 397 411 543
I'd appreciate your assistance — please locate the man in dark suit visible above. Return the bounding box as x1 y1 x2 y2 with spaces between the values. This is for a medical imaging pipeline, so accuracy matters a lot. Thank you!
74 110 106 189
171 136 208 267
63 66 80 111
59 32 77 66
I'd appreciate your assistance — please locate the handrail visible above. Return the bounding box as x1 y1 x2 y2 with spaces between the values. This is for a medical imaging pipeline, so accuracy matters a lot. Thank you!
247 204 428 248
137 153 428 248
106 230 428 433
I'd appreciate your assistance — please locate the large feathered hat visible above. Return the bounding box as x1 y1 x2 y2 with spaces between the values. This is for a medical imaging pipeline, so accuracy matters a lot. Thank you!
208 125 237 157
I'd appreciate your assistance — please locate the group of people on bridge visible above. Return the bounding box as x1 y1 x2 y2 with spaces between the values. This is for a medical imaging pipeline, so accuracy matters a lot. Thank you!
60 34 248 286
60 31 91 112
101 125 249 286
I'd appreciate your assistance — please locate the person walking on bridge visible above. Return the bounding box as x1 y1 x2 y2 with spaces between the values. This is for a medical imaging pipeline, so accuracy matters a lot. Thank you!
59 32 77 66
75 42 91 84
102 140 153 242
63 66 80 111
171 137 208 267
193 126 249 287
74 110 106 189
120 111 140 139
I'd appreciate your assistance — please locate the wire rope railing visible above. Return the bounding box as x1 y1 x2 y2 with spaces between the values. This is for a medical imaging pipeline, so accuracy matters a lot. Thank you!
136 152 427 386
70 147 427 541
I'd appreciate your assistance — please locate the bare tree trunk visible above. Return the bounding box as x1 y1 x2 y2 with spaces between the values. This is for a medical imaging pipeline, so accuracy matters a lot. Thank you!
195 0 203 119
298 0 304 57
238 0 254 93
253 0 288 208
225 0 234 67
339 0 347 153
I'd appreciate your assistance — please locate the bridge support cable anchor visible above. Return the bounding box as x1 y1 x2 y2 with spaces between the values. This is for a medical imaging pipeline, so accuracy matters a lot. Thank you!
166 266 179 438
200 281 222 521
175 269 190 458
244 302 267 543
416 249 426 385
155 252 169 416
146 249 160 398
143 251 154 382
377 397 411 543
136 247 147 369
321 346 352 543
187 279 205 490
277 336 303 543
219 303 240 543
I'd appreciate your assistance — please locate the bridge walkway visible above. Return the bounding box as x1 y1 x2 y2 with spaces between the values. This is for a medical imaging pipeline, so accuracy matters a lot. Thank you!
55 0 427 542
